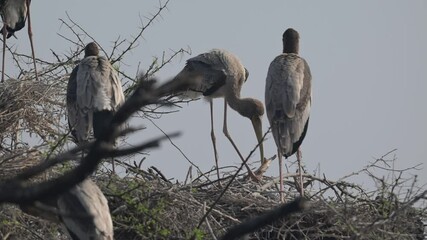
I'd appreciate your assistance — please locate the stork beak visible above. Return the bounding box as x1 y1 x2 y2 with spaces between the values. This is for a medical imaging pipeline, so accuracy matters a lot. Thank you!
251 116 264 162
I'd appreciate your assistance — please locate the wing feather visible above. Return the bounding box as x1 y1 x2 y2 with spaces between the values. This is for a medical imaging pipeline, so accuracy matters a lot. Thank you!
75 57 96 143
107 61 125 110
57 179 113 240
66 66 79 141
265 53 312 156
180 49 244 98
73 56 124 143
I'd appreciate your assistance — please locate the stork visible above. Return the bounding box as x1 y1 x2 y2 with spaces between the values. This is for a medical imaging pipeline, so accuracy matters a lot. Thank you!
265 28 312 200
171 49 264 180
0 0 38 82
66 42 125 145
21 179 114 240
67 42 124 172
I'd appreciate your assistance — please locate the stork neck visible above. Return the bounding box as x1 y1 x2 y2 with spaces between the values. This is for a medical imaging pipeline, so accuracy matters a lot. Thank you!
283 42 299 54
225 90 248 116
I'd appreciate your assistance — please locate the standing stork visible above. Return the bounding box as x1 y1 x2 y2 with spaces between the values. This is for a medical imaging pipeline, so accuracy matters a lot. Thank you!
0 0 38 82
67 42 125 145
21 179 114 240
171 49 265 180
265 28 312 200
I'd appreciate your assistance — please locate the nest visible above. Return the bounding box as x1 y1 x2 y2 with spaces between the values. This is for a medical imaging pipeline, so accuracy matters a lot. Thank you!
0 146 43 180
100 173 425 240
0 78 66 147
0 162 425 240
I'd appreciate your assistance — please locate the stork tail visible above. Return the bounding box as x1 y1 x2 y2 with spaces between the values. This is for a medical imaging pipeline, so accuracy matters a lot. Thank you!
93 110 114 141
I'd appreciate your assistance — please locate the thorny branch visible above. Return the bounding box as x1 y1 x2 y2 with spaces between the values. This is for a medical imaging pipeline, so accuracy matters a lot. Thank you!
110 0 171 65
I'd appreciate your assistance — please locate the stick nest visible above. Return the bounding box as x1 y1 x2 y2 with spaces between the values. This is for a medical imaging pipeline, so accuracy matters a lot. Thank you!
0 78 66 147
0 156 426 240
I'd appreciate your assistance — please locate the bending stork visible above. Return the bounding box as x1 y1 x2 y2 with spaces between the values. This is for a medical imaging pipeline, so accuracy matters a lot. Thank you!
172 49 265 180
0 0 38 82
66 42 125 145
21 179 114 240
265 28 312 200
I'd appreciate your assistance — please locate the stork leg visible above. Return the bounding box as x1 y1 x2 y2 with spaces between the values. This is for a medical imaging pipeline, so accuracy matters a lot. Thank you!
209 99 220 180
296 148 304 197
222 99 259 181
276 121 284 202
111 158 116 175
278 148 284 203
2 26 7 82
26 0 38 81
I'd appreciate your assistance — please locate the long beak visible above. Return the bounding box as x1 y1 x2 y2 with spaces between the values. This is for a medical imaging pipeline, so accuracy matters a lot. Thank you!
251 116 264 162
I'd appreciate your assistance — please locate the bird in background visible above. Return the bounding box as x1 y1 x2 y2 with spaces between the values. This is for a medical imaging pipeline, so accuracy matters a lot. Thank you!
66 42 125 173
67 42 125 146
21 179 114 240
265 28 312 200
170 49 265 180
0 0 38 82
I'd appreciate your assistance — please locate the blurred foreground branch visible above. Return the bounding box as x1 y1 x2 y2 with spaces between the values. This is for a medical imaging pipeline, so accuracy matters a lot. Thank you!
0 75 196 204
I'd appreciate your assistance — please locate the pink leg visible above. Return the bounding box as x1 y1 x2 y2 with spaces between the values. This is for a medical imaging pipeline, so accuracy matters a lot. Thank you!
278 148 284 202
26 0 38 81
209 99 220 180
222 99 259 181
297 148 304 197
276 121 285 202
111 158 116 174
2 25 6 82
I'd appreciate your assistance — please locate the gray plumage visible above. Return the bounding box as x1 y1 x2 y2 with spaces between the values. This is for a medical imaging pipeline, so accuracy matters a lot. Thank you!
21 179 114 240
265 29 311 158
172 49 264 179
173 49 263 122
67 42 125 144
175 49 249 99
0 0 28 38
265 28 312 199
1 0 38 83
58 179 114 240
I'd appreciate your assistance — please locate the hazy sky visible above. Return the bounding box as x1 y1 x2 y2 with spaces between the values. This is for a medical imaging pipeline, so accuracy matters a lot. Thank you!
13 1 427 190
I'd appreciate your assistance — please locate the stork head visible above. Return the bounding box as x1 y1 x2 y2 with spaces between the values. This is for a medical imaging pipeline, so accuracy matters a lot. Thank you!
237 99 265 163
84 42 99 57
282 28 300 54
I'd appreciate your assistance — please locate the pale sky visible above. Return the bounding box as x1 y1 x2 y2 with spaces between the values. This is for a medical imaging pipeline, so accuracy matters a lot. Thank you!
12 1 427 190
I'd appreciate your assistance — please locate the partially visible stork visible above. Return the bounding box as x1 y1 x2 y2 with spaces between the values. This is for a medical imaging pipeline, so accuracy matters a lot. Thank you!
265 28 312 200
66 42 125 145
0 0 38 82
171 49 265 180
21 179 114 240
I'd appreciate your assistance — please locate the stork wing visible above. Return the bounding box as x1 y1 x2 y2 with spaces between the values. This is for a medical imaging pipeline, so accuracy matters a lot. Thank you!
266 54 306 119
57 179 113 239
265 54 312 156
74 57 100 143
78 56 124 110
106 59 125 110
66 65 92 143
183 60 227 96
184 48 250 96
0 0 29 38
66 66 78 141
